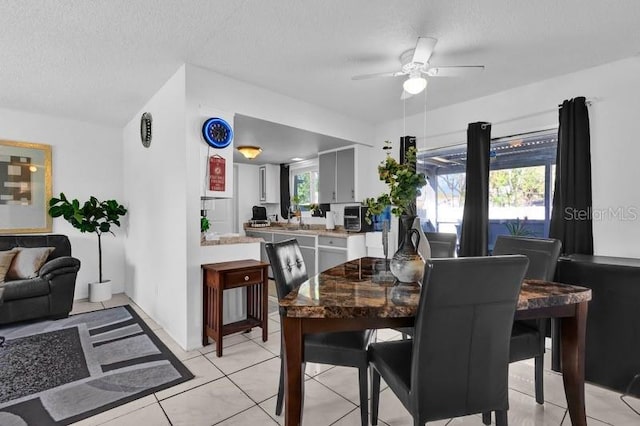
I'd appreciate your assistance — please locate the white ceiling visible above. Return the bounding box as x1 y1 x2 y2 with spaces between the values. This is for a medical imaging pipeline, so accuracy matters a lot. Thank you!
2 1 640 127
233 114 356 165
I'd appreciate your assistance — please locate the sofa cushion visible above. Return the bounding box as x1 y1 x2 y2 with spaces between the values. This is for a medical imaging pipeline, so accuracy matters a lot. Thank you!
6 247 55 280
1 277 50 301
0 248 19 283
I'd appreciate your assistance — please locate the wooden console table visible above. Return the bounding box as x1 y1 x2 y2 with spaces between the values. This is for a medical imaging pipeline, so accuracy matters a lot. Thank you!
202 259 269 357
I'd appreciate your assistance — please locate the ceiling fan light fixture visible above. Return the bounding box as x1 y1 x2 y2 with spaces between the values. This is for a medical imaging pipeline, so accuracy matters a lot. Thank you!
403 74 427 95
237 145 262 159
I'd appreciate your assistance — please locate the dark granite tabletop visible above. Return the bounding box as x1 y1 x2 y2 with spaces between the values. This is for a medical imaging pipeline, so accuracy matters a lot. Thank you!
280 257 592 319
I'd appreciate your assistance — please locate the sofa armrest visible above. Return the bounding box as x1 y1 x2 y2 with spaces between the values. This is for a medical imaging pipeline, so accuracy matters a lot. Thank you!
39 256 81 279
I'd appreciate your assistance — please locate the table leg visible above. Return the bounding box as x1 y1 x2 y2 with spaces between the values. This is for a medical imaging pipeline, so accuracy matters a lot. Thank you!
216 285 224 358
262 280 268 342
561 301 588 426
282 316 304 426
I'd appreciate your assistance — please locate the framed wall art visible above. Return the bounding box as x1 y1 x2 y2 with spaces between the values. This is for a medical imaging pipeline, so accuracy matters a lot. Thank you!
0 140 52 234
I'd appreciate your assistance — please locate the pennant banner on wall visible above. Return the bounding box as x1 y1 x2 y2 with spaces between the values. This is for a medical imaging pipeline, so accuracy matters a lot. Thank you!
209 155 226 191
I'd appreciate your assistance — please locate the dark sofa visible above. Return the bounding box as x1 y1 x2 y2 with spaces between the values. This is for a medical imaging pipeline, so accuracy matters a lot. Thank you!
0 234 81 324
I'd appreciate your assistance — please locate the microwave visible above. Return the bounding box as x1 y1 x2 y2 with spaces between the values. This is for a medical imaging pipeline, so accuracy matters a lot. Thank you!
343 206 373 232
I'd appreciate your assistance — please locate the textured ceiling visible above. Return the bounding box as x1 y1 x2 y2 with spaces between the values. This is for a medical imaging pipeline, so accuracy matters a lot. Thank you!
1 0 640 127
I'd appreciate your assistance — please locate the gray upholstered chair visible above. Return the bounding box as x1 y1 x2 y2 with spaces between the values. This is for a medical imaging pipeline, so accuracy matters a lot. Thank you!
0 235 81 325
265 239 374 426
492 236 562 405
424 232 458 258
399 231 459 340
370 256 529 426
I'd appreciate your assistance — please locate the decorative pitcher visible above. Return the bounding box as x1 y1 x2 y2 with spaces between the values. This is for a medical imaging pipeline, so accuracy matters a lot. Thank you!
390 215 426 284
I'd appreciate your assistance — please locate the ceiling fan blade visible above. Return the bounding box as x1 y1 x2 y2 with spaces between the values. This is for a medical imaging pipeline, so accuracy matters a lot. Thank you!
352 71 404 80
412 37 438 64
400 89 415 100
426 65 485 77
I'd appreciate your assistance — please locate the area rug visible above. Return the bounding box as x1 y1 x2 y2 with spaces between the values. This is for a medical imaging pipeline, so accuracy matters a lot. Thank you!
0 305 193 425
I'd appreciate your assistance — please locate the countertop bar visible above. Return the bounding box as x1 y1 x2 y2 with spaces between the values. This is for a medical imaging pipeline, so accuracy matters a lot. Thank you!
201 236 263 246
244 223 361 238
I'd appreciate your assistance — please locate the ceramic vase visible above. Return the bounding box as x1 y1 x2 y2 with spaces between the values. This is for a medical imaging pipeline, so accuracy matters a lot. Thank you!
390 215 426 284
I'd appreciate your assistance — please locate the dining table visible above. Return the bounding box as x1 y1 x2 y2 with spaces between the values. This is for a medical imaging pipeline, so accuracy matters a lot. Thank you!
279 257 592 426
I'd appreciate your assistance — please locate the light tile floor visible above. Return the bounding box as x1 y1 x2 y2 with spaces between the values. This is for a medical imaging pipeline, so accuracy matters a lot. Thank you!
69 294 640 425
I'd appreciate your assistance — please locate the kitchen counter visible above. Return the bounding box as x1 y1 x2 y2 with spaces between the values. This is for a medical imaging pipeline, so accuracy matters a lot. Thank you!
201 236 263 246
243 223 358 238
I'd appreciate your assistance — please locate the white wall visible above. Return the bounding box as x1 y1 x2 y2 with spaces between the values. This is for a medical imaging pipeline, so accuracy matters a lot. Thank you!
122 66 189 347
375 56 640 258
0 107 124 299
183 64 375 349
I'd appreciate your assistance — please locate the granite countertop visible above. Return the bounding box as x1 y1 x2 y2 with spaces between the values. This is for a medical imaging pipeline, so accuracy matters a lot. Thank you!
280 257 592 319
243 223 358 238
201 236 263 246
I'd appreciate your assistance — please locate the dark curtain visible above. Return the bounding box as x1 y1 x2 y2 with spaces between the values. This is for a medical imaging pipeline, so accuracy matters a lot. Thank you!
459 122 491 257
399 136 417 245
549 97 593 255
279 164 291 219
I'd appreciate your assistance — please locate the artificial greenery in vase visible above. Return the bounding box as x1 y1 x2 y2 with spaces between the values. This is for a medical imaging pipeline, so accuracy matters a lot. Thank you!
364 141 428 283
48 193 127 283
364 141 427 222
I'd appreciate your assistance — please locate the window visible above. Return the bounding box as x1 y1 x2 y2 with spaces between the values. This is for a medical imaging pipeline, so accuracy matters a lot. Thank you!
290 160 319 209
417 130 557 249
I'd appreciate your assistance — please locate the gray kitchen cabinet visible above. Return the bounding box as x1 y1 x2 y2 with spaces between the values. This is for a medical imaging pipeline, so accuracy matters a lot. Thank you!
299 246 317 276
336 148 355 202
318 246 348 272
272 232 317 276
245 230 273 278
319 148 355 204
318 152 337 204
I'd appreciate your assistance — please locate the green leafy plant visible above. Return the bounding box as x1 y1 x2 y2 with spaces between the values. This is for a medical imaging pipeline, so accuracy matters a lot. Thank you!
364 141 427 223
48 193 127 283
504 218 532 236
201 216 210 233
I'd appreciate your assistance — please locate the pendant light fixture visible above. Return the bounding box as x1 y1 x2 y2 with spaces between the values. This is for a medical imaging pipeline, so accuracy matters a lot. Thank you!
236 145 262 159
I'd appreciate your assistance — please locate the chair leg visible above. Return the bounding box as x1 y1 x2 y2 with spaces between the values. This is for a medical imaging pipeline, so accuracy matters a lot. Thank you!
495 410 508 426
482 412 492 425
534 354 544 404
370 368 381 426
357 367 369 426
275 355 285 416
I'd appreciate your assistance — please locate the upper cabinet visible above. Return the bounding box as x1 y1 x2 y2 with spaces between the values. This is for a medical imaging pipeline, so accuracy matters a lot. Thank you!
318 147 357 204
259 164 280 204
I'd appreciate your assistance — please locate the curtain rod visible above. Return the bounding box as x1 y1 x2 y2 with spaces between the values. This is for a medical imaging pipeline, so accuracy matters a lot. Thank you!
418 97 595 142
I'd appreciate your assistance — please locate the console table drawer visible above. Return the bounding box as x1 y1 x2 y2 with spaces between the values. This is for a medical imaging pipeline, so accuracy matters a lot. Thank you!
225 269 264 287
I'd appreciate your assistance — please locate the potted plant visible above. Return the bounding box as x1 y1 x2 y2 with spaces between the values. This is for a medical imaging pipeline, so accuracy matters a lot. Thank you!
49 193 127 302
505 217 532 236
309 203 323 217
364 141 427 283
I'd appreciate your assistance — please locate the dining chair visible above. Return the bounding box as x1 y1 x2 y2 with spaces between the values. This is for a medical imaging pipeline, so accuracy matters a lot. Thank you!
370 256 529 426
491 235 562 406
265 239 374 426
424 232 458 258
399 231 458 340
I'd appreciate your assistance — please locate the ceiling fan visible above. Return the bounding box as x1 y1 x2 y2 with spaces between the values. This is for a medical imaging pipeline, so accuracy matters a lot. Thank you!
352 37 485 99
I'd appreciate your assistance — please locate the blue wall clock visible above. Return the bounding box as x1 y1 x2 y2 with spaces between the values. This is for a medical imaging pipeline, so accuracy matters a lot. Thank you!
202 117 233 148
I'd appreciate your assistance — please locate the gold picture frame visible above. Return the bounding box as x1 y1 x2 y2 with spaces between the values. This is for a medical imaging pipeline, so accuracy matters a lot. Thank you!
0 140 52 234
